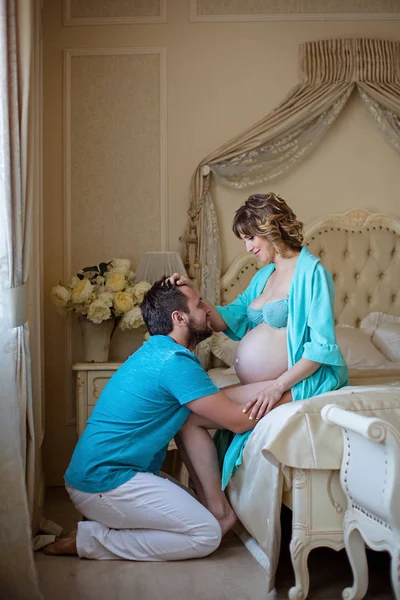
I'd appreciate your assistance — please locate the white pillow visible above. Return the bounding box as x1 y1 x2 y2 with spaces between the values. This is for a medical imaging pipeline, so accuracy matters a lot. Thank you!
222 366 237 376
360 312 400 362
210 332 239 367
335 325 389 369
208 366 240 388
372 324 400 362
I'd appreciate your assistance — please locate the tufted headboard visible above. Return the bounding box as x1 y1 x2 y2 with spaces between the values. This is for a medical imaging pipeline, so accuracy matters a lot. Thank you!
220 209 400 327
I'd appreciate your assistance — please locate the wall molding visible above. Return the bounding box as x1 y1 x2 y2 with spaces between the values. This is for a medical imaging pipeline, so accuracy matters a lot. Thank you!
63 0 167 26
63 47 167 425
190 0 400 21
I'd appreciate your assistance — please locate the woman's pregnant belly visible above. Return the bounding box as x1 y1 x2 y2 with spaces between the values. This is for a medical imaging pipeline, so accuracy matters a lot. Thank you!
234 323 288 384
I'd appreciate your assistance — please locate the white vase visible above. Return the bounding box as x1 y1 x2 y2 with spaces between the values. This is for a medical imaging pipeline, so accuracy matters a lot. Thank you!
80 318 114 363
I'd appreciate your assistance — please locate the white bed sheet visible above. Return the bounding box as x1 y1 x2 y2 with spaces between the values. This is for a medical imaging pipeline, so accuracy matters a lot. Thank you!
207 369 400 592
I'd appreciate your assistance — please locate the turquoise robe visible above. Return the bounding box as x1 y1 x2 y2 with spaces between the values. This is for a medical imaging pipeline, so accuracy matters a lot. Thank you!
216 246 348 489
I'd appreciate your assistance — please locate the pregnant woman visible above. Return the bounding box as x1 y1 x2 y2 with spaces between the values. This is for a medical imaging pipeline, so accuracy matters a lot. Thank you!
171 193 348 522
216 193 348 408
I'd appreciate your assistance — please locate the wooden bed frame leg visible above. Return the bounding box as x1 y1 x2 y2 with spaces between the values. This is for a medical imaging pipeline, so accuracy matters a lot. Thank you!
342 523 368 600
289 533 310 600
390 542 400 600
288 468 312 599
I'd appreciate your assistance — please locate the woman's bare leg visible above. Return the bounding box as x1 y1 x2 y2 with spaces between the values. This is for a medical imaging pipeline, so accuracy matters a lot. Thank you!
175 414 237 536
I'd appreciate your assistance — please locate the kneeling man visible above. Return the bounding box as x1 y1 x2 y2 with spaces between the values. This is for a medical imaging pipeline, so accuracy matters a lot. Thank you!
44 278 272 561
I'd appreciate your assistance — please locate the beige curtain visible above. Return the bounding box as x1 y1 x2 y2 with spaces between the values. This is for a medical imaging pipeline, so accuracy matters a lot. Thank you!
0 1 43 598
358 88 400 153
185 39 400 348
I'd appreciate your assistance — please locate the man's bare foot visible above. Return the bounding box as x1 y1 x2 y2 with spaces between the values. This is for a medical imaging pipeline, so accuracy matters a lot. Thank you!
43 530 78 556
217 509 238 536
205 493 238 536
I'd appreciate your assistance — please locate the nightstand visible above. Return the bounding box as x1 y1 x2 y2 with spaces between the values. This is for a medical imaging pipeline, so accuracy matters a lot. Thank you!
73 362 123 436
72 362 189 485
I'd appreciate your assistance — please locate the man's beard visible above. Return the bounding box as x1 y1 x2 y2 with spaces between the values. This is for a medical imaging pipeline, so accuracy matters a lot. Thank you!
187 317 213 349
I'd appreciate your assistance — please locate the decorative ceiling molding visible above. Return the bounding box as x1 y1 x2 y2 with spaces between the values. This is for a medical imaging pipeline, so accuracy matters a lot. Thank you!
190 0 400 22
64 0 167 26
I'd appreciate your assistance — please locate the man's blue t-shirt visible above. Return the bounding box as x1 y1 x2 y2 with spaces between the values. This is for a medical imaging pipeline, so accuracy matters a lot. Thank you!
64 335 219 493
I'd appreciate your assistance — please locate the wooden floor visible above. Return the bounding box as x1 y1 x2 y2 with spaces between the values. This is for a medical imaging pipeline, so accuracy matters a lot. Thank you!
35 487 395 600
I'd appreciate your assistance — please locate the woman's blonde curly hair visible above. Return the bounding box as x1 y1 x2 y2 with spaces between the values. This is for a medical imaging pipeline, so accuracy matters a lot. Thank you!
232 193 304 257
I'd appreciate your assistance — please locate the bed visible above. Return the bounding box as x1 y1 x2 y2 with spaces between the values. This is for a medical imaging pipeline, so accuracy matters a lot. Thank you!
207 208 400 599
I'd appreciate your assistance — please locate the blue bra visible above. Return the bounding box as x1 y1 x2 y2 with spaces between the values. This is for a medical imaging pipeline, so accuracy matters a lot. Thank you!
247 297 289 330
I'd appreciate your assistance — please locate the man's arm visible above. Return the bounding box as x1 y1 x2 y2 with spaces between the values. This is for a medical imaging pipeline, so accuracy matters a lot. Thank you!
186 381 274 433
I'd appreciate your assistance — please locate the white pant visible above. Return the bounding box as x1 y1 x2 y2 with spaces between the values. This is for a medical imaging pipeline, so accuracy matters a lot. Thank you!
66 473 221 561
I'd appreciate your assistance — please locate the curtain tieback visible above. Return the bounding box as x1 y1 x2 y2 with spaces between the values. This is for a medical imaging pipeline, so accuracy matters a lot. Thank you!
4 281 29 328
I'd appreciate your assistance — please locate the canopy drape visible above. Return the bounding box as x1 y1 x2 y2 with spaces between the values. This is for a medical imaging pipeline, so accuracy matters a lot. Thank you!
185 38 400 365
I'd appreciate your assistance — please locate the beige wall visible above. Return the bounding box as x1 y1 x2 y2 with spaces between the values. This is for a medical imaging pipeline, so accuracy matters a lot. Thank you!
43 0 400 484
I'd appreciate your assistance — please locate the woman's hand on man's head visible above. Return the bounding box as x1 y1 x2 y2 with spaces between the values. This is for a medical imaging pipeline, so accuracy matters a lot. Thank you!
166 273 194 289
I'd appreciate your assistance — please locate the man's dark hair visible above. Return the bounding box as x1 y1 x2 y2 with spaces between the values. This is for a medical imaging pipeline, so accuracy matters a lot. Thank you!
140 277 189 336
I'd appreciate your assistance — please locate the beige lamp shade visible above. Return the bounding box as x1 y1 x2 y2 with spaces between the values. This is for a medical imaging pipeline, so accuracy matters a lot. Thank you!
134 252 187 284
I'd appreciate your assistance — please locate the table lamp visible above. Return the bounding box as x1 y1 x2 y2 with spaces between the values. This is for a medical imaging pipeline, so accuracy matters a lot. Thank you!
134 251 187 284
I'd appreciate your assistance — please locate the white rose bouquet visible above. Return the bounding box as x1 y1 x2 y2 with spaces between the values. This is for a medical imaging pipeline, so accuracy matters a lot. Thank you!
51 258 151 334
